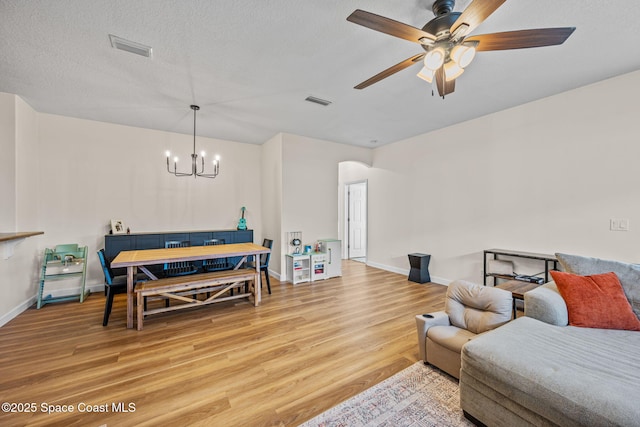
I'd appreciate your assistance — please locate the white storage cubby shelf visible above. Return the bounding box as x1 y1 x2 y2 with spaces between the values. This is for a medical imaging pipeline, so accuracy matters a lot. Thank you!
286 253 310 285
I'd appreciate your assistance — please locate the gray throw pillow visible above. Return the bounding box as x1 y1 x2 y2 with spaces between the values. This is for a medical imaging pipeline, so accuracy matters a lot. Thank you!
555 253 640 319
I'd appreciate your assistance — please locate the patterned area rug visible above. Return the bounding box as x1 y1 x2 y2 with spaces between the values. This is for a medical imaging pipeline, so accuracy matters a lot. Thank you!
299 362 473 427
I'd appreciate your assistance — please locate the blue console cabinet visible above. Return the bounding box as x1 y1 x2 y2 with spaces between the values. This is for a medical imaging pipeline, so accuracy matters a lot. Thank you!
104 229 254 275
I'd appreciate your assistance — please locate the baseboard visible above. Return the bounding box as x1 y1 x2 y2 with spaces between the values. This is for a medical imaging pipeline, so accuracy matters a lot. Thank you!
366 260 409 276
364 260 449 286
267 269 281 281
0 282 105 328
430 276 451 286
0 295 37 327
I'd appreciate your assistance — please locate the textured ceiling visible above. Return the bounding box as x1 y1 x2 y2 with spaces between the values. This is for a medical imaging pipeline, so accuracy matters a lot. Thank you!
1 0 640 147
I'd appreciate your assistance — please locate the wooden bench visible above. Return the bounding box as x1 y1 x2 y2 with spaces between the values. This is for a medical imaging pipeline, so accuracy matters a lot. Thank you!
135 268 257 330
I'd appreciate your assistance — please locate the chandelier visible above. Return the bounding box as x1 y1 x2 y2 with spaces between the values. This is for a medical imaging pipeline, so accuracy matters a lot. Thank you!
165 105 220 178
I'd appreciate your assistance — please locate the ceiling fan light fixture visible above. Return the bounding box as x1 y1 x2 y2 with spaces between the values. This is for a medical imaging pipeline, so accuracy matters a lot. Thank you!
444 61 464 81
346 5 575 97
416 66 434 83
450 44 476 68
424 48 445 70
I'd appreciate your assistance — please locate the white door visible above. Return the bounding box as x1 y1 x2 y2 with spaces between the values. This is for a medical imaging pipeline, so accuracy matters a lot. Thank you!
347 182 367 259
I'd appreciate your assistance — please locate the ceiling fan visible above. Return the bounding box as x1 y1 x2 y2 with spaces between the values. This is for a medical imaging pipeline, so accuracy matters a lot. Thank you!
347 0 575 97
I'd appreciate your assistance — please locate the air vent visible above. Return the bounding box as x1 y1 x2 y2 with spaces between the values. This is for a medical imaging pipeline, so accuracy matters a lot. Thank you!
305 96 332 106
109 34 153 58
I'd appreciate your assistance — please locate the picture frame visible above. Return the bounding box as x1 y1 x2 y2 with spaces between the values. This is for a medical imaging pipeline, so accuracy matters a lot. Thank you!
110 219 126 234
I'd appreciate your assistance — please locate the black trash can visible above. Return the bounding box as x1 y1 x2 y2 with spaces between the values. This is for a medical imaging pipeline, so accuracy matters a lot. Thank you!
408 253 431 283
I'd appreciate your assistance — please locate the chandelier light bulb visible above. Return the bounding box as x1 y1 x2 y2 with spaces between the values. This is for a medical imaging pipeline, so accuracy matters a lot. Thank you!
165 150 171 158
424 48 445 70
200 150 206 157
174 156 179 163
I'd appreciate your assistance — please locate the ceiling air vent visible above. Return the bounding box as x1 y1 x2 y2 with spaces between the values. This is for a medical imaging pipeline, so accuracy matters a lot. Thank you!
109 34 153 58
305 96 332 106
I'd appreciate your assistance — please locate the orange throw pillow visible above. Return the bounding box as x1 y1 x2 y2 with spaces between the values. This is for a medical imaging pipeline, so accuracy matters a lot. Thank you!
550 271 640 330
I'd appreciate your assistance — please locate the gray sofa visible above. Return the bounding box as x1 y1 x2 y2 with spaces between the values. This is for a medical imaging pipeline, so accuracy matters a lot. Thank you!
459 254 640 426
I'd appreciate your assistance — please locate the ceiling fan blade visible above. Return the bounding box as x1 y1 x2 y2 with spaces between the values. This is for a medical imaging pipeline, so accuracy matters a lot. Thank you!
354 53 425 89
434 67 455 97
451 0 507 37
466 28 576 51
347 9 436 44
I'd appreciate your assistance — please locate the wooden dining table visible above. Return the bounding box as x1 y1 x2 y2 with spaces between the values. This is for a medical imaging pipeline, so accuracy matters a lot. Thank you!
110 242 270 329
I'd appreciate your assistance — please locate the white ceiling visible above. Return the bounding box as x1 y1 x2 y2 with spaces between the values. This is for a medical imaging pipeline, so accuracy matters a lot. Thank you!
2 0 640 147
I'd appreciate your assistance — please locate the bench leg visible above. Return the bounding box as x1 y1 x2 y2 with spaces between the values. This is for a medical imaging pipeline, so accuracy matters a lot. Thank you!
250 279 258 306
137 292 144 331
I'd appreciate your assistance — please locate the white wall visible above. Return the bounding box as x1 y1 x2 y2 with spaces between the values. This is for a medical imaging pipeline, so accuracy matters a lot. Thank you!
359 70 640 284
280 133 371 279
0 93 16 229
35 113 262 292
3 69 640 323
0 94 42 325
261 133 283 277
1 97 374 321
0 103 263 324
16 96 40 231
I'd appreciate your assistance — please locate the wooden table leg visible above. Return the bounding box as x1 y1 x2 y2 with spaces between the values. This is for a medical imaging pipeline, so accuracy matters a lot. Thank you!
127 266 135 329
254 263 261 306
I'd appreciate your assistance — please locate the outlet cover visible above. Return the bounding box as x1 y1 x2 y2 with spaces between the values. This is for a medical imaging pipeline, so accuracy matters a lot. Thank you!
610 218 630 231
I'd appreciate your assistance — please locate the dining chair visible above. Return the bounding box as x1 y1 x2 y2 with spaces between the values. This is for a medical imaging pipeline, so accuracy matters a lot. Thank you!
202 239 232 272
163 241 198 277
98 249 148 326
98 249 125 326
246 238 273 294
98 249 139 326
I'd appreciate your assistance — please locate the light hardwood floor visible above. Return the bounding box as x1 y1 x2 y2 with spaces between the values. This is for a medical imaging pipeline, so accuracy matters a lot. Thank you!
0 261 447 427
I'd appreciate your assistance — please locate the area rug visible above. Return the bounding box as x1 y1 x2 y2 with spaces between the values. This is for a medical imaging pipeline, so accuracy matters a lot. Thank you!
299 362 473 427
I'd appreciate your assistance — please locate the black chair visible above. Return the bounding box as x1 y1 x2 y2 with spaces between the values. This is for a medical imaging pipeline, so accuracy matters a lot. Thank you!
202 239 232 272
163 241 198 277
97 249 147 326
247 239 273 294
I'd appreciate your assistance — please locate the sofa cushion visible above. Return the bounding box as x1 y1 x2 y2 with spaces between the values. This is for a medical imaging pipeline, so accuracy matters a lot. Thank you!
445 280 512 335
556 252 640 318
550 271 640 331
427 325 476 353
524 281 569 326
461 317 640 426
